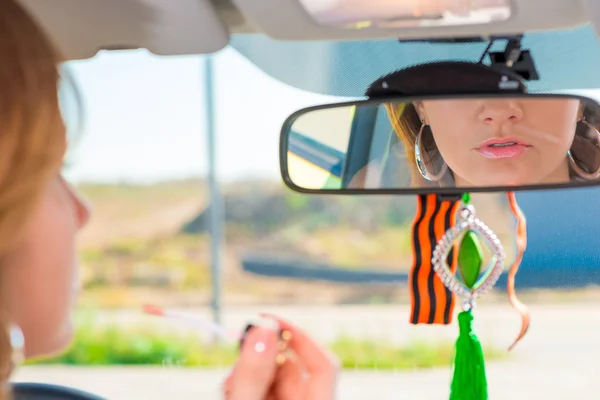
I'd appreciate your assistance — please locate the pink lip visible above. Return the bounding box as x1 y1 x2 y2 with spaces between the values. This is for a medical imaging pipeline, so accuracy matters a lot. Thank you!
476 137 531 159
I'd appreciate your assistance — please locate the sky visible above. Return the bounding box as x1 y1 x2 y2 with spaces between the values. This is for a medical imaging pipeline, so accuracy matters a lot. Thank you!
62 46 600 185
63 47 352 184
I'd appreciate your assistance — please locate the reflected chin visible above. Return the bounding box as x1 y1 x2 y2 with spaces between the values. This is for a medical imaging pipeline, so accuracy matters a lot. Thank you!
475 177 532 187
455 170 532 187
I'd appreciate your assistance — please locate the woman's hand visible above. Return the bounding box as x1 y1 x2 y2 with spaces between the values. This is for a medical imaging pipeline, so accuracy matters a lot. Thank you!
223 314 339 400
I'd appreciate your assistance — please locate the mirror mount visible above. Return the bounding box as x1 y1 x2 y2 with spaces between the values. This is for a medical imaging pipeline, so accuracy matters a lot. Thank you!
394 35 540 83
365 61 527 100
484 35 540 81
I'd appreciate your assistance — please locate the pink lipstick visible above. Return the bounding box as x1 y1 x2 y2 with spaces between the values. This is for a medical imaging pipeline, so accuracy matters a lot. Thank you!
477 137 531 159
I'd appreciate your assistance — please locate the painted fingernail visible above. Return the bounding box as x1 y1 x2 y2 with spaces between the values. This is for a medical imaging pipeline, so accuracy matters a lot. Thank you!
238 323 255 351
275 353 286 365
239 317 280 351
241 325 277 354
280 329 292 342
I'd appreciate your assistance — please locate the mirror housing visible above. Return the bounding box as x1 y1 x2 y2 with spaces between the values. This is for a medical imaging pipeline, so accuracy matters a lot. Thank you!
280 93 600 195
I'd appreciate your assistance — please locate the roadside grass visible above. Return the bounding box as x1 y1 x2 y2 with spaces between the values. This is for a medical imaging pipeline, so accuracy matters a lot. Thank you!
27 313 508 370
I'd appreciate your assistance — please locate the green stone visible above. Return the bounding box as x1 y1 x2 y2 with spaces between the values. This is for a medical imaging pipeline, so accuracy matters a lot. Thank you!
458 230 483 289
462 193 471 204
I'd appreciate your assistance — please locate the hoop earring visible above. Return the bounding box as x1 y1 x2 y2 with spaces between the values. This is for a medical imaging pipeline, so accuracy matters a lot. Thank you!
0 322 24 381
8 323 24 367
415 121 448 182
568 119 600 180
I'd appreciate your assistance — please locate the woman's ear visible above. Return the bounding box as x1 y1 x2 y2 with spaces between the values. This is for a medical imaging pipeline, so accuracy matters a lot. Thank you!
413 101 426 122
578 101 586 121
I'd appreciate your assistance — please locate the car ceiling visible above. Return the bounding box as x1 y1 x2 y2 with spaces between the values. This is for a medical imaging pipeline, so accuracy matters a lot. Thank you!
18 0 600 60
18 0 600 97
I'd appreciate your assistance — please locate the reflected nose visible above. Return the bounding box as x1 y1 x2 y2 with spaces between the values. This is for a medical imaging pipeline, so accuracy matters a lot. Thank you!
478 100 523 125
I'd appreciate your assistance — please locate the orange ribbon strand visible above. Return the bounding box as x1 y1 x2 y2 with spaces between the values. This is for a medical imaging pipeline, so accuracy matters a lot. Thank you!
506 191 530 351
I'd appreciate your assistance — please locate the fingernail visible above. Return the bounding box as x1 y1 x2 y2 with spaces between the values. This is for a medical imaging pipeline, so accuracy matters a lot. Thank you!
275 353 286 366
238 323 255 351
239 317 280 351
239 326 277 358
280 329 292 342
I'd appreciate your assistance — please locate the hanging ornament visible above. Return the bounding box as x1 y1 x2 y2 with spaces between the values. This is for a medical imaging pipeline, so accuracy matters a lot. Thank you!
432 193 506 400
506 191 530 351
409 194 461 325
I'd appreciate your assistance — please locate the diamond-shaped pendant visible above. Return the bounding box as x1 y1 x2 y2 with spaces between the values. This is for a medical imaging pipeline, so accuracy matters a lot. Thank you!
432 204 505 303
458 230 483 289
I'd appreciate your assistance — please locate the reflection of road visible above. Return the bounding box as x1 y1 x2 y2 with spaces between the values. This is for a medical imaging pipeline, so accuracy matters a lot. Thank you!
14 303 600 399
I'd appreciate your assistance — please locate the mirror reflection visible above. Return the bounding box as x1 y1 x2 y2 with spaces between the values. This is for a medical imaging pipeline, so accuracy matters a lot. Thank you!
282 95 600 191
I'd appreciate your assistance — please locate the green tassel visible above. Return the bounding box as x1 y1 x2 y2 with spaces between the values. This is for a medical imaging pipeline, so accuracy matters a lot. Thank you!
450 310 488 400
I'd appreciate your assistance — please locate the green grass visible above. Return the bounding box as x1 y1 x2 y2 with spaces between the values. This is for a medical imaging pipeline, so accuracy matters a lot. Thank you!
307 227 414 269
331 336 507 370
80 234 211 292
77 180 206 205
28 316 508 370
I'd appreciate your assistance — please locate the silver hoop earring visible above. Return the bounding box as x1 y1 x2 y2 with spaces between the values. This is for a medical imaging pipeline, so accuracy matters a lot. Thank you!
415 122 448 182
568 119 600 180
0 323 24 381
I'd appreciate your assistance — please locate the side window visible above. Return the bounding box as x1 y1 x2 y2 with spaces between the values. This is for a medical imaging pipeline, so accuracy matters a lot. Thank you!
287 106 355 189
371 106 412 187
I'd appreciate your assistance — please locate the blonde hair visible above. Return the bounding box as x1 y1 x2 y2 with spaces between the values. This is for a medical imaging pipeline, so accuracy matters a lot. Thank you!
0 1 66 396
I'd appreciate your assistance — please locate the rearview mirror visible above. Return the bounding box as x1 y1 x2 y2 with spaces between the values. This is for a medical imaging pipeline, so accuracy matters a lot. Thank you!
280 93 600 194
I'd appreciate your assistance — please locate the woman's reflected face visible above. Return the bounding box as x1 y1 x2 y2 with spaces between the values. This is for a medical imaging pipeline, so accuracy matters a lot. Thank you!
416 98 581 186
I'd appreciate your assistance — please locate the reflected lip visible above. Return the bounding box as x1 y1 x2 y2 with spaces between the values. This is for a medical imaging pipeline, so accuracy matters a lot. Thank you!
476 137 531 159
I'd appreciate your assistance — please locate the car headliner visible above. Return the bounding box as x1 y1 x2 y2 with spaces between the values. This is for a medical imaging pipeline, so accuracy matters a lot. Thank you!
18 0 596 59
231 25 600 97
19 1 600 98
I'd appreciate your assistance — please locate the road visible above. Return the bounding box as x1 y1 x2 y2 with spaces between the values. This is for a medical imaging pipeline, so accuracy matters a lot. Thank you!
12 303 600 399
13 362 600 400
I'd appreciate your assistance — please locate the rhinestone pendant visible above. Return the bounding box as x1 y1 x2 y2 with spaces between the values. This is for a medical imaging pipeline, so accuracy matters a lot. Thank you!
432 204 505 303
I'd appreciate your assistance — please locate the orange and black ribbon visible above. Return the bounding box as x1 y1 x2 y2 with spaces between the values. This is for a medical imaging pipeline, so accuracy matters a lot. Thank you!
506 191 530 350
409 194 460 325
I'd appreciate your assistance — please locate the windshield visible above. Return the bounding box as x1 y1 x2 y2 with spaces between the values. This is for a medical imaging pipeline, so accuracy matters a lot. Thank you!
232 25 600 97
12 40 600 399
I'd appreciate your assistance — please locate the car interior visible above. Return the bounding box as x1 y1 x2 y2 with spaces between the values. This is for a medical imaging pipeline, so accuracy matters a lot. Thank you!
11 0 600 398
